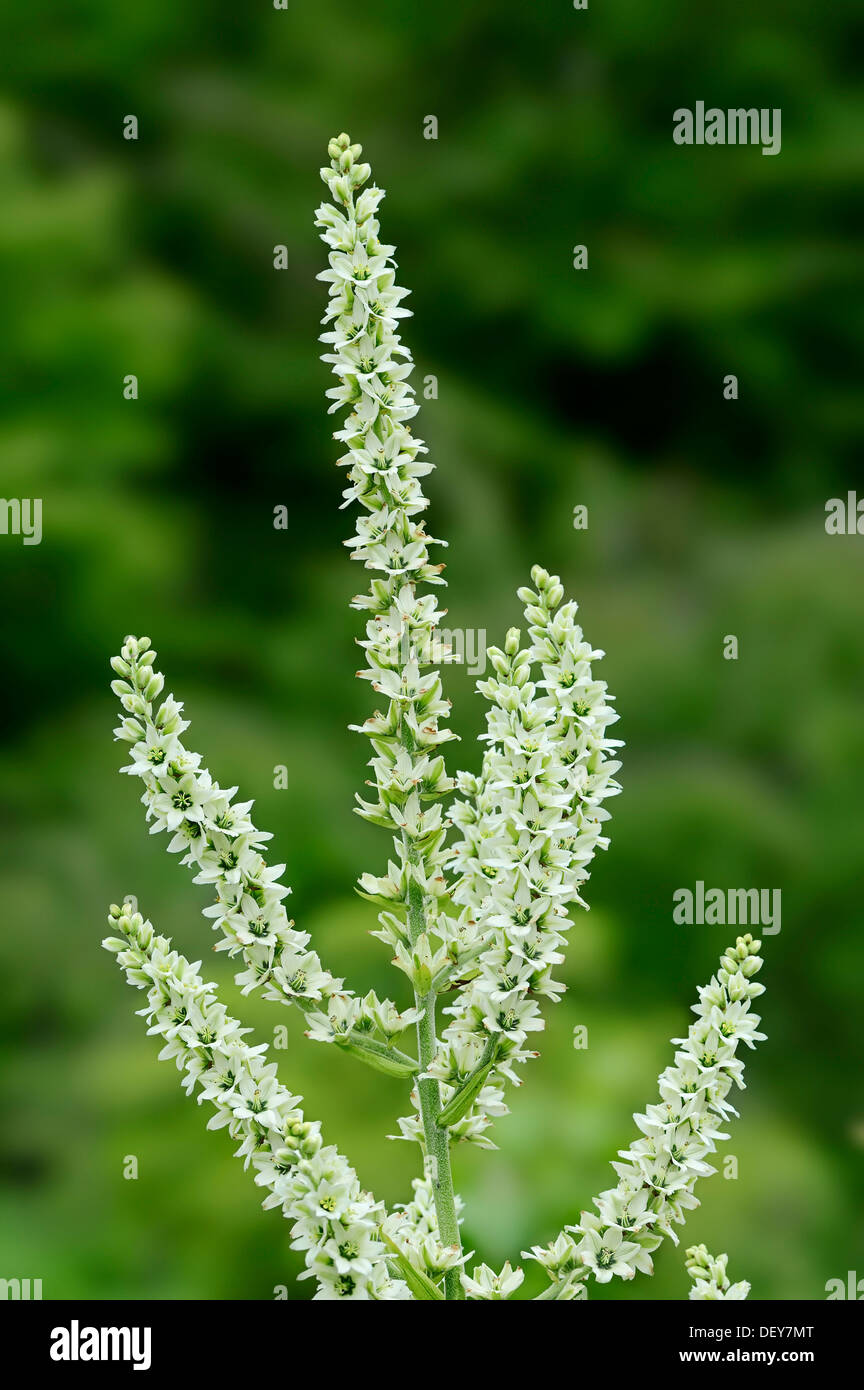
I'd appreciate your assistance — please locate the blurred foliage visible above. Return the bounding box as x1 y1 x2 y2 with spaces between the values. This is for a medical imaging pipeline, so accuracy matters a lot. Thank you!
0 0 862 1300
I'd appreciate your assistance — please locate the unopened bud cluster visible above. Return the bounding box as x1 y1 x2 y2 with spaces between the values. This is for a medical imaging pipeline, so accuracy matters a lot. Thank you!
685 1244 750 1300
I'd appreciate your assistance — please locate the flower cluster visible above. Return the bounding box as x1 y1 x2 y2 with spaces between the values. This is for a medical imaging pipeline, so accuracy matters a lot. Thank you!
527 1234 589 1301
528 935 766 1297
103 904 408 1300
379 1172 465 1297
383 1174 524 1301
418 566 622 1146
685 1244 750 1300
110 635 419 1074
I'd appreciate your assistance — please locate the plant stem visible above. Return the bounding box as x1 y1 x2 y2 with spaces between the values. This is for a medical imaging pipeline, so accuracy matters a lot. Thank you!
404 849 465 1300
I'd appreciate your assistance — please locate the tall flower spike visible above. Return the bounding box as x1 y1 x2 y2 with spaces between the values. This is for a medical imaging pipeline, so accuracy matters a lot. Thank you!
527 935 766 1297
110 636 420 1076
103 904 410 1300
316 133 467 1296
685 1244 751 1300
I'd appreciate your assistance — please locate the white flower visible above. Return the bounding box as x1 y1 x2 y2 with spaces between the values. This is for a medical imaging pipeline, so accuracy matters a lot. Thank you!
148 770 216 833
576 1225 643 1283
462 1261 524 1300
120 723 183 777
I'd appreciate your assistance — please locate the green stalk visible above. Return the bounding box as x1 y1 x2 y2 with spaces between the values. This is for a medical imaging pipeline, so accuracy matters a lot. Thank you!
404 844 465 1300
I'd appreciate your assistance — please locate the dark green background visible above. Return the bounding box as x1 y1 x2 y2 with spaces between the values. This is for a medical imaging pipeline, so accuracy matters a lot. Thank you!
1 1 861 1300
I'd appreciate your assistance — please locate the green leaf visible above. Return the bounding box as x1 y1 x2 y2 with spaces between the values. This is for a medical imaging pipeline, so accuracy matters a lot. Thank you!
437 1060 494 1128
336 1032 418 1079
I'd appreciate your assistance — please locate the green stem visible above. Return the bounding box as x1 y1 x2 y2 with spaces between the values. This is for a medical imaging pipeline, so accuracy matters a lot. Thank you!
404 847 465 1300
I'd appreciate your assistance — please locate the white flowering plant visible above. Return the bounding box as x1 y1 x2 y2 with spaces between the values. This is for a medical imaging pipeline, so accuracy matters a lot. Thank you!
103 134 767 1301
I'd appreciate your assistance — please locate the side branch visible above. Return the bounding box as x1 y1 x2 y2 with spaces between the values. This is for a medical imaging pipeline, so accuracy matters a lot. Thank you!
428 567 623 1145
110 635 419 1071
526 935 766 1298
103 903 409 1300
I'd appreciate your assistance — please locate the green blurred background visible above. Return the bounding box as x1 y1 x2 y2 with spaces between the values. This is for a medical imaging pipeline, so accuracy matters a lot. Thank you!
1 0 862 1300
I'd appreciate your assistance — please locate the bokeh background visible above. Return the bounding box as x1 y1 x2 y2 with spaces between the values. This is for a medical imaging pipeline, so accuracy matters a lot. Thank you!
1 0 862 1301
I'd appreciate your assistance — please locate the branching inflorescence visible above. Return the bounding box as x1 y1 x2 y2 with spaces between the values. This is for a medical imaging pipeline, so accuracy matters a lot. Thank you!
104 134 767 1300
